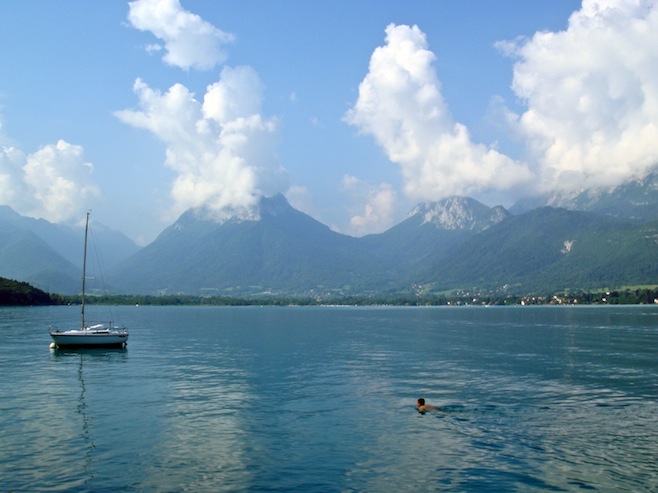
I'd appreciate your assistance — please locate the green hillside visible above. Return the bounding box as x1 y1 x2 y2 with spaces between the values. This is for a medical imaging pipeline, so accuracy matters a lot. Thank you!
0 277 55 306
429 208 658 293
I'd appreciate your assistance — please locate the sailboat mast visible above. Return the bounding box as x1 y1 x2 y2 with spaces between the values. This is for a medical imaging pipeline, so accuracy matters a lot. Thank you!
81 212 90 330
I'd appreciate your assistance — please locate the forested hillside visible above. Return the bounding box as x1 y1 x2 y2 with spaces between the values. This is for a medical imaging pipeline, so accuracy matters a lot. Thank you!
0 277 56 306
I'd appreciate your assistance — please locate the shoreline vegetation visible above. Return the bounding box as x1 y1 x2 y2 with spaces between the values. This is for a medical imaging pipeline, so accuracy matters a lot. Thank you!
2 277 657 307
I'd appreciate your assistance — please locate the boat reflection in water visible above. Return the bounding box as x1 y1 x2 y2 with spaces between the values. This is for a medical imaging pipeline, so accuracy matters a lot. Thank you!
49 347 129 486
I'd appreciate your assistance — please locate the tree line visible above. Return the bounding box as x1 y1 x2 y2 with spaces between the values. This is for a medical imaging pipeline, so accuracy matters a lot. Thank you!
45 288 658 307
0 277 53 306
2 276 657 307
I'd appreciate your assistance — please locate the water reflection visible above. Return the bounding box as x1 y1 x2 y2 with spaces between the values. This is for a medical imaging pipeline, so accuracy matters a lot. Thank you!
77 352 95 479
135 339 253 491
54 349 128 488
0 345 128 491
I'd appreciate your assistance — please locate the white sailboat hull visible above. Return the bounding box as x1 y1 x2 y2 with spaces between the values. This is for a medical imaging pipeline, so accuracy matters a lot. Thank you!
50 327 129 348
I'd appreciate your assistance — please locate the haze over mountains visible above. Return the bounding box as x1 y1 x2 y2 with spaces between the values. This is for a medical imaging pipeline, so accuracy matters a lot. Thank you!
2 175 658 297
0 206 138 295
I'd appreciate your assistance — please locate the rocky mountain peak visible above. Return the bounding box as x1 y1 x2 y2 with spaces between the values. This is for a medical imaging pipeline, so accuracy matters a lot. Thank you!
409 196 510 231
179 194 292 228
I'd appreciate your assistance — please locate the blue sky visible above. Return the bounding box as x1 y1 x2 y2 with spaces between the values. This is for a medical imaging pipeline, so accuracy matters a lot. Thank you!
2 1 657 245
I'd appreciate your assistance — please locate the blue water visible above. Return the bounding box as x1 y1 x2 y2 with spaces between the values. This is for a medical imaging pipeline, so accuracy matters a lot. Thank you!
1 305 657 492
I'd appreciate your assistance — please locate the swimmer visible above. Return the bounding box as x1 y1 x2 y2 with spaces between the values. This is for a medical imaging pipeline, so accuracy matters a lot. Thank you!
416 398 439 414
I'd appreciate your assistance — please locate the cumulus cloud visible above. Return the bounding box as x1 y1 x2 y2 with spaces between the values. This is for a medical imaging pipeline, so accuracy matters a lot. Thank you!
501 0 658 192
128 0 234 71
342 175 398 236
345 24 532 204
0 140 100 223
0 146 25 207
115 66 288 220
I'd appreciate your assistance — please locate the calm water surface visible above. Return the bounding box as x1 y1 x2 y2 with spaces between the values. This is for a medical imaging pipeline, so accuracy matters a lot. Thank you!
0 305 657 492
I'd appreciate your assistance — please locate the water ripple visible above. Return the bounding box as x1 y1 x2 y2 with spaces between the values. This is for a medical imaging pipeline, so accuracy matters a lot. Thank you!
1 305 657 491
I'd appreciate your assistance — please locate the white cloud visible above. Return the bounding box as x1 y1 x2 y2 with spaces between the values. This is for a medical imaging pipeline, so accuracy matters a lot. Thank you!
203 66 264 123
115 67 288 220
0 140 100 223
145 43 162 55
128 0 234 71
345 24 532 203
0 145 25 207
502 0 658 192
342 175 398 236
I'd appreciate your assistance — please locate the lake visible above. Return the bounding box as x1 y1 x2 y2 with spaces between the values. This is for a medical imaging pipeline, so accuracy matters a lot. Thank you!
1 305 657 492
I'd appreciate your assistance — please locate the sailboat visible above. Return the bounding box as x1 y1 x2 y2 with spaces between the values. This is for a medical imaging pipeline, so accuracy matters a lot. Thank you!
49 212 129 349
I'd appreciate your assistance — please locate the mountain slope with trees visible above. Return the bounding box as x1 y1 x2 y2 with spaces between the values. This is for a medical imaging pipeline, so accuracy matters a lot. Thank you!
430 208 658 293
0 277 55 305
3 183 658 297
112 194 383 295
110 194 658 297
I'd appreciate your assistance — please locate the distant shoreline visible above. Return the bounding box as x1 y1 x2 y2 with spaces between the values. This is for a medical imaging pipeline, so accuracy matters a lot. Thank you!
47 288 658 307
3 276 657 307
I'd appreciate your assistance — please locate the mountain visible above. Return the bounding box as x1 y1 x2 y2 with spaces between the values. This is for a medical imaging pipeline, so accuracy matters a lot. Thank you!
0 206 139 268
0 206 140 294
0 228 79 294
510 172 658 223
112 194 658 297
5 186 658 297
111 195 512 296
112 194 385 296
362 196 511 282
428 207 658 293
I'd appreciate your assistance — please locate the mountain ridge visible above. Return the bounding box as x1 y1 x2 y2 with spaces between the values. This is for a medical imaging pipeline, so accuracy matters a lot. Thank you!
111 194 377 295
510 172 658 224
0 205 140 294
3 180 658 296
